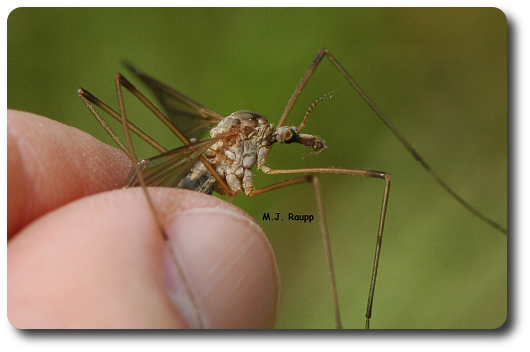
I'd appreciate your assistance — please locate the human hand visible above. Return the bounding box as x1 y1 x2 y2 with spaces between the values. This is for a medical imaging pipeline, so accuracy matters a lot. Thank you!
7 110 279 329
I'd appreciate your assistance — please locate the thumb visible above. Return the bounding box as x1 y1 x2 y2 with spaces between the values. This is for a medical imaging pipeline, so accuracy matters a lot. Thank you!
158 188 280 328
8 188 279 329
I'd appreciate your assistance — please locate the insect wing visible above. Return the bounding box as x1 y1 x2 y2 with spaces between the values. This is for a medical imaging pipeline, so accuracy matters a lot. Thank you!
124 61 223 141
124 135 224 188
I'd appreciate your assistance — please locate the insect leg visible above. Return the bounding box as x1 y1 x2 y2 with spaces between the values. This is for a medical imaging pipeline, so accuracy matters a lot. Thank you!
78 88 167 153
278 49 506 234
79 75 238 197
113 75 205 328
115 74 239 196
250 167 390 329
248 175 341 328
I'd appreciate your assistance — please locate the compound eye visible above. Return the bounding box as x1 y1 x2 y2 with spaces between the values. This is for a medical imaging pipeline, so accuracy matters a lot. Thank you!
283 128 298 144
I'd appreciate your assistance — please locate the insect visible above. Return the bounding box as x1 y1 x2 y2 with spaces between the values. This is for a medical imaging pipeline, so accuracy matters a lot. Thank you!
78 49 507 329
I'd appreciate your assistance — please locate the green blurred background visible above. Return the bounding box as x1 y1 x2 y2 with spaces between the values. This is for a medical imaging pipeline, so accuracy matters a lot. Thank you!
8 8 507 329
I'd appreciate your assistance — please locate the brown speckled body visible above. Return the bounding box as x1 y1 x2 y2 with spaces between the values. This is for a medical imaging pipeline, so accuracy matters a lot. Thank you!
178 111 274 195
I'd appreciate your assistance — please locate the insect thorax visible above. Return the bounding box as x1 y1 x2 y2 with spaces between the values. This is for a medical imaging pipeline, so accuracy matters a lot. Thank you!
177 110 328 196
178 111 274 196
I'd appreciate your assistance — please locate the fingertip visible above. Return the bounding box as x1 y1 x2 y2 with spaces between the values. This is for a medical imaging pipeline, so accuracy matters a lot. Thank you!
163 205 279 329
7 110 132 236
8 188 187 328
8 187 279 329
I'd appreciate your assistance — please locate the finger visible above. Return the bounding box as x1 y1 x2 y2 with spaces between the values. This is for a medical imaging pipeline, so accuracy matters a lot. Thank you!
7 110 131 237
7 187 279 329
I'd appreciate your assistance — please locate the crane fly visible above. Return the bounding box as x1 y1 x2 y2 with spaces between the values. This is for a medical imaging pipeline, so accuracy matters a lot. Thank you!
77 48 507 329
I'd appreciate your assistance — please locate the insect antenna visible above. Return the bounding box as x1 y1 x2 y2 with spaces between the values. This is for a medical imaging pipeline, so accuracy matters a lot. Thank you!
297 90 337 132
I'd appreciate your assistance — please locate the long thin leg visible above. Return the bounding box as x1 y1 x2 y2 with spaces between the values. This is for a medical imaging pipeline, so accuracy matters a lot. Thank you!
80 74 239 197
311 175 342 329
249 175 342 328
278 49 506 235
78 88 167 154
113 75 206 328
251 167 391 329
115 74 237 196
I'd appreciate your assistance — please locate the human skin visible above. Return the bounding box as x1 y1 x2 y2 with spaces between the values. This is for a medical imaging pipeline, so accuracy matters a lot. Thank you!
7 110 279 329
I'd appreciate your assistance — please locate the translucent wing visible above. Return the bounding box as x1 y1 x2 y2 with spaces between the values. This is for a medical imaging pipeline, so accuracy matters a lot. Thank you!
124 135 225 189
124 61 224 141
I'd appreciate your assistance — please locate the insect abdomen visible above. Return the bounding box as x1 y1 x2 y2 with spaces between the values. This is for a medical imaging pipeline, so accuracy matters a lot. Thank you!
177 160 217 194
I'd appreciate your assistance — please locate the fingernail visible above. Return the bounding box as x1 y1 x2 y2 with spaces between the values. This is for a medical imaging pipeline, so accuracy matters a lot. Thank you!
162 207 279 329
